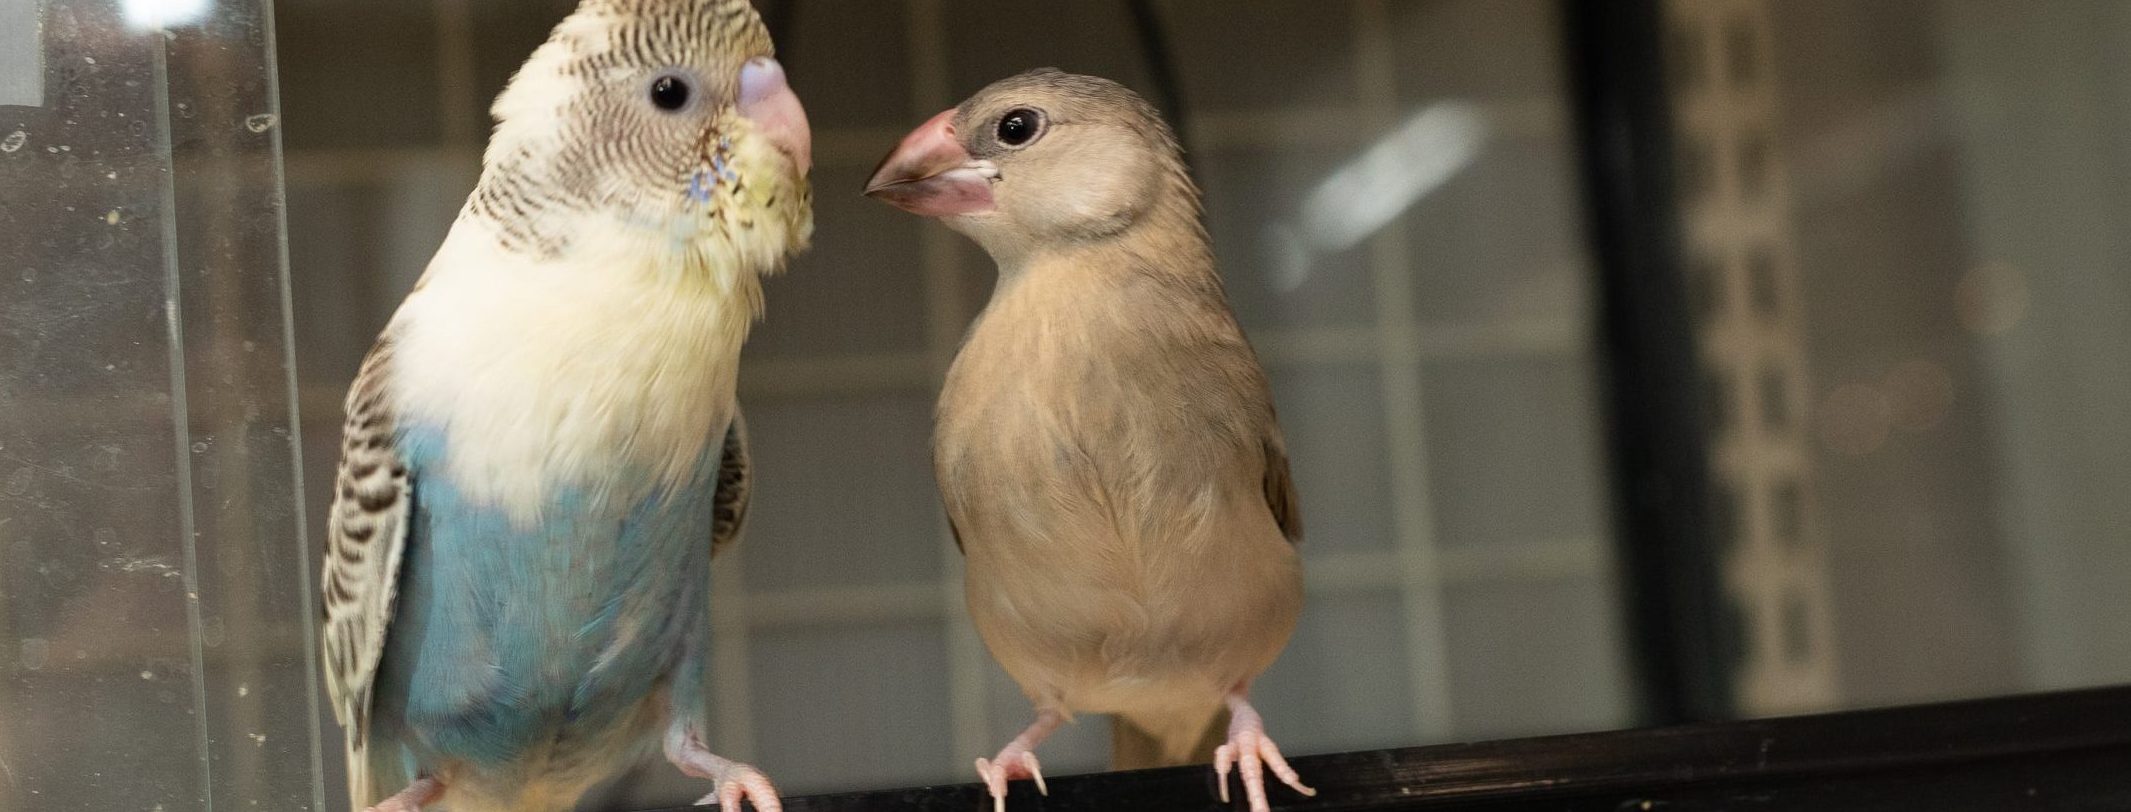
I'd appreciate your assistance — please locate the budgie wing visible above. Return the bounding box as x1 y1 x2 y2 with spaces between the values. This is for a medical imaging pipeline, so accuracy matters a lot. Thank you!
320 339 413 741
710 406 751 558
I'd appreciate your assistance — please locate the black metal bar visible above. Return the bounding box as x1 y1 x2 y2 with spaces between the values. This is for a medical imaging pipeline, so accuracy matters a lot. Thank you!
652 686 2131 811
1559 0 1734 724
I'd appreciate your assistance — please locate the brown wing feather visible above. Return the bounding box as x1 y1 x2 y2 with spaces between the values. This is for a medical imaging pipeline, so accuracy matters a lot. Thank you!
320 339 413 745
1263 433 1303 545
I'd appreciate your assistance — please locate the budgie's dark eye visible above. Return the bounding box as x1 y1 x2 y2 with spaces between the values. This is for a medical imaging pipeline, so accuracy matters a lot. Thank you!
649 74 693 112
997 109 1042 147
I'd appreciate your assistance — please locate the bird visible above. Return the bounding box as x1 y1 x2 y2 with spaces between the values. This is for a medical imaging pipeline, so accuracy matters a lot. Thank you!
864 69 1315 812
317 1 812 810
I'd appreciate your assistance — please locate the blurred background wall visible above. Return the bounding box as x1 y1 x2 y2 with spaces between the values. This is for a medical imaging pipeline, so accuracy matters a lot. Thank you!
277 0 1633 803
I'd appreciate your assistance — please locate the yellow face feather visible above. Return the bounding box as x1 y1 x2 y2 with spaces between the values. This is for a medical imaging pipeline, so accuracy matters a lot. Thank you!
679 107 813 286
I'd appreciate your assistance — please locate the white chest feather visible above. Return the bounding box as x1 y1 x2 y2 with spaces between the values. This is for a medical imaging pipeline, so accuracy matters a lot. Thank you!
388 223 759 520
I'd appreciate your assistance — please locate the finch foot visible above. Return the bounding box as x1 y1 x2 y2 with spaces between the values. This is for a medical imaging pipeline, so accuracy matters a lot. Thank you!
366 777 442 812
975 750 1047 812
666 723 783 812
1212 692 1315 812
975 708 1066 812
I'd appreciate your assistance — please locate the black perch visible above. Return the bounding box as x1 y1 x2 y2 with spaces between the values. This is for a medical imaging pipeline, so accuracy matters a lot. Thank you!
653 686 2131 811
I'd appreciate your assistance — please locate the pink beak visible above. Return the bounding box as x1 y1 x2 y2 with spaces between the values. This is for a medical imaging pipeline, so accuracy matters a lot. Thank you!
863 109 996 217
738 56 811 175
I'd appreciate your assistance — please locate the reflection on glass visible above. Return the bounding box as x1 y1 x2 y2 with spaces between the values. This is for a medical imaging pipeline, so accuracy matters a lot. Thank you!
47 0 2131 807
1671 0 2131 713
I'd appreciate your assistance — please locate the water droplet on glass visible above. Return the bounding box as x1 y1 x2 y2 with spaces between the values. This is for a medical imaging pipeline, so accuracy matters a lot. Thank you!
19 638 49 671
191 441 208 453
244 113 277 133
0 130 25 153
104 210 121 226
140 670 155 680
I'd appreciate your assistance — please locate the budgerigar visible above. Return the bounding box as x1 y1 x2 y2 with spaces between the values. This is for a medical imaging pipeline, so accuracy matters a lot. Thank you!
864 70 1314 812
318 2 811 810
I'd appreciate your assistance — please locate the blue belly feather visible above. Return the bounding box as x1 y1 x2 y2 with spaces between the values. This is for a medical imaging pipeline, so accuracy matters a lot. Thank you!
370 423 721 777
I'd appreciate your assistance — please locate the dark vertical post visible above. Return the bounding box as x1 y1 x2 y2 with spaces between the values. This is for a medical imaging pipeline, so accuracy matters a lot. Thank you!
1560 0 1734 724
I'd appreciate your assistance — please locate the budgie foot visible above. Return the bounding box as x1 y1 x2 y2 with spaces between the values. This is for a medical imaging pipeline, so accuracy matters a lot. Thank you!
666 724 783 812
976 709 1065 812
689 763 780 812
1212 690 1315 812
366 777 443 812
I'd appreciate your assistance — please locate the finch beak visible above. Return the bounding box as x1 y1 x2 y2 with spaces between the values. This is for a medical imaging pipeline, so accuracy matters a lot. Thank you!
739 57 812 175
863 109 997 217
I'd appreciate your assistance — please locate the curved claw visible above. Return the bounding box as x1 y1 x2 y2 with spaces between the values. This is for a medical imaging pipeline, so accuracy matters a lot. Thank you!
1214 729 1316 812
975 757 1009 812
1023 751 1048 796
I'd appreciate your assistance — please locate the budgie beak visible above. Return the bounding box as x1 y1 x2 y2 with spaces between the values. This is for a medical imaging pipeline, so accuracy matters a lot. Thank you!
738 57 811 175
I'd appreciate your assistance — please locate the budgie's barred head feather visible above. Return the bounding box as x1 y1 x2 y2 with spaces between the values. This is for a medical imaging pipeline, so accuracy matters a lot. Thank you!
469 0 812 271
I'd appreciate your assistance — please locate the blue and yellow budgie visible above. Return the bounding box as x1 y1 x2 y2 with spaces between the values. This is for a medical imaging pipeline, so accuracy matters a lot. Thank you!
318 2 812 810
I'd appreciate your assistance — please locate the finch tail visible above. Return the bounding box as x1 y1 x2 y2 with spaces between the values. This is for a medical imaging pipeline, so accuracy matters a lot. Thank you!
1110 705 1230 770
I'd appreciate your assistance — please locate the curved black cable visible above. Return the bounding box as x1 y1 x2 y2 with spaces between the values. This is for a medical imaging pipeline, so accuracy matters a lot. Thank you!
763 0 799 65
1124 0 1192 166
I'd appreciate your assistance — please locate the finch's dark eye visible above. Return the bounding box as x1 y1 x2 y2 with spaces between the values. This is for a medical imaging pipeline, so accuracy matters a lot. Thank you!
649 74 692 112
997 109 1041 146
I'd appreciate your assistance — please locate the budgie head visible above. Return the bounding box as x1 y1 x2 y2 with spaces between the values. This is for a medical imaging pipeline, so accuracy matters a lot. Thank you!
473 0 812 274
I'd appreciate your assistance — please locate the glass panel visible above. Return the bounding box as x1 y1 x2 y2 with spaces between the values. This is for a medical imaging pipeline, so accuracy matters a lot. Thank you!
0 0 320 808
25 0 2131 804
